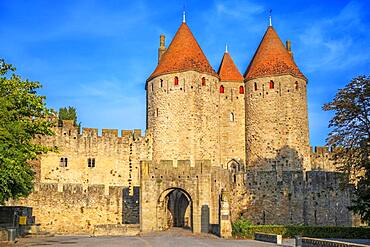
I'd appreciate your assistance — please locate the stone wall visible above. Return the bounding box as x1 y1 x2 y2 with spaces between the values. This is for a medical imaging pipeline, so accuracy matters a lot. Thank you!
245 75 311 171
230 169 353 226
311 146 337 171
9 183 126 234
8 66 356 235
37 120 151 194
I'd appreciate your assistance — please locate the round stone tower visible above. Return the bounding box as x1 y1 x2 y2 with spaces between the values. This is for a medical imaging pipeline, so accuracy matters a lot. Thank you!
146 21 220 167
217 49 245 168
244 24 310 171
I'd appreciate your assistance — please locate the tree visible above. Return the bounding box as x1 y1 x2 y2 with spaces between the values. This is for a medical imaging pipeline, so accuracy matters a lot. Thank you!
323 75 370 223
58 106 78 126
0 59 55 204
58 106 81 133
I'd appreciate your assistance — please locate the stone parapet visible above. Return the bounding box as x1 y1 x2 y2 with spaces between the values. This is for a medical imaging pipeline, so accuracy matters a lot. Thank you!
254 232 282 245
300 237 370 247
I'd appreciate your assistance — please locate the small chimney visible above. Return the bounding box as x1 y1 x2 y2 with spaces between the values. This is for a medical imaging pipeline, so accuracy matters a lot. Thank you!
286 40 293 58
158 34 167 63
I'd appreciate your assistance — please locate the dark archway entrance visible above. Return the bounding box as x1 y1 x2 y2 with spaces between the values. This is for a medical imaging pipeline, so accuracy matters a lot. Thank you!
166 189 191 228
157 188 192 231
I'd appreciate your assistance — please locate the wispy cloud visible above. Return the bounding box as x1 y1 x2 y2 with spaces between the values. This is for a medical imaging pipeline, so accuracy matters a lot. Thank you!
214 0 264 19
298 1 370 73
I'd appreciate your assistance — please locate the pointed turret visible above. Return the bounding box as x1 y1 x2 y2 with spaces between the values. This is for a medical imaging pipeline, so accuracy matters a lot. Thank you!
244 26 305 80
244 24 310 172
147 23 217 81
217 51 243 82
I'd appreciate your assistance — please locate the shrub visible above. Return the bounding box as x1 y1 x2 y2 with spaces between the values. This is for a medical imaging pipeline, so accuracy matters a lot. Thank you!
231 217 252 236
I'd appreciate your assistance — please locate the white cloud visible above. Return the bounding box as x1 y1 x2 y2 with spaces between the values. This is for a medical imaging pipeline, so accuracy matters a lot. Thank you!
298 1 370 73
215 0 264 19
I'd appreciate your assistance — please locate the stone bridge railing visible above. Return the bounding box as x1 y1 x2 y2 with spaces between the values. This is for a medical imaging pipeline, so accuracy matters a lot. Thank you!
254 232 283 244
296 237 370 247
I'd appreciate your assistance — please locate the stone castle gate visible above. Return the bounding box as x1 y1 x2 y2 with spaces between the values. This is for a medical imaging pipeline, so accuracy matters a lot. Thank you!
157 188 192 230
140 160 231 235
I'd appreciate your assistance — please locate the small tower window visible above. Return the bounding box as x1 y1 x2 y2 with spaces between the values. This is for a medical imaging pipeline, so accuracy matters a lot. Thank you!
160 79 163 88
220 85 224 93
201 77 206 86
269 80 274 89
156 108 159 117
174 76 179 86
295 81 299 90
151 82 154 91
239 86 244 94
88 158 96 168
230 112 235 122
60 157 68 167
254 82 258 91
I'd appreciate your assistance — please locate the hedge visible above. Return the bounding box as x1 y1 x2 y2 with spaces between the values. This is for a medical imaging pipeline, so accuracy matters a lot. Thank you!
232 224 370 239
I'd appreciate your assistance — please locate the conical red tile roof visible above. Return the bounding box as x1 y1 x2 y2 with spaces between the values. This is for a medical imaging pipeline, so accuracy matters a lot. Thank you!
217 52 243 81
147 23 218 81
244 26 306 80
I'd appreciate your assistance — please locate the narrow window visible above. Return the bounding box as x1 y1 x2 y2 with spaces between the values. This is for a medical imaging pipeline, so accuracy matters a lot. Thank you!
230 112 235 122
254 82 258 91
220 85 224 94
239 86 244 94
201 77 206 86
160 79 163 88
269 80 274 89
295 81 299 90
174 76 179 86
60 157 68 167
151 82 153 91
88 158 96 168
156 108 159 117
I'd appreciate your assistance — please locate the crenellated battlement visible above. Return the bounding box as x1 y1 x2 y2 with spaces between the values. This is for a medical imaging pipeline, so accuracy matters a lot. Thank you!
140 159 231 180
58 120 146 141
311 146 333 155
310 146 338 172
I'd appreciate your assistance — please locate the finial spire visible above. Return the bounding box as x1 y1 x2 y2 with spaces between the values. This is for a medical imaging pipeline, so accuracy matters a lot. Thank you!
225 44 228 53
183 10 186 23
269 9 272 26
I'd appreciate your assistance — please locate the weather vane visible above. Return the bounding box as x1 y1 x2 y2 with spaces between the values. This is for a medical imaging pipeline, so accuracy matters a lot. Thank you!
183 5 186 23
269 9 272 26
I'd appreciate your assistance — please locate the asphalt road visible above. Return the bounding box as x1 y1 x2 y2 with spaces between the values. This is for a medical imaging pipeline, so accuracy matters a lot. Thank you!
11 228 295 247
9 228 370 247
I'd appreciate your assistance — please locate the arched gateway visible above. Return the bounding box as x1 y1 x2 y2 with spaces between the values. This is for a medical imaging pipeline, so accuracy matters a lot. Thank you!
157 188 192 230
140 160 231 236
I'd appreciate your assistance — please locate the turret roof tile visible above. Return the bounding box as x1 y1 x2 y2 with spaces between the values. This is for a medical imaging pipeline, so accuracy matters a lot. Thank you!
148 23 218 81
244 26 306 80
217 52 243 82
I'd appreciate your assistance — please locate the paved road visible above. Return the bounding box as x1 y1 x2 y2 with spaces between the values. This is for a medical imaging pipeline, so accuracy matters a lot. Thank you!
10 228 370 247
12 228 295 247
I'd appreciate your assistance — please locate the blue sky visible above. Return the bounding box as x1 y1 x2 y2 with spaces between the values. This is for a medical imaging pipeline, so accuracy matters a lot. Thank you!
0 0 369 146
